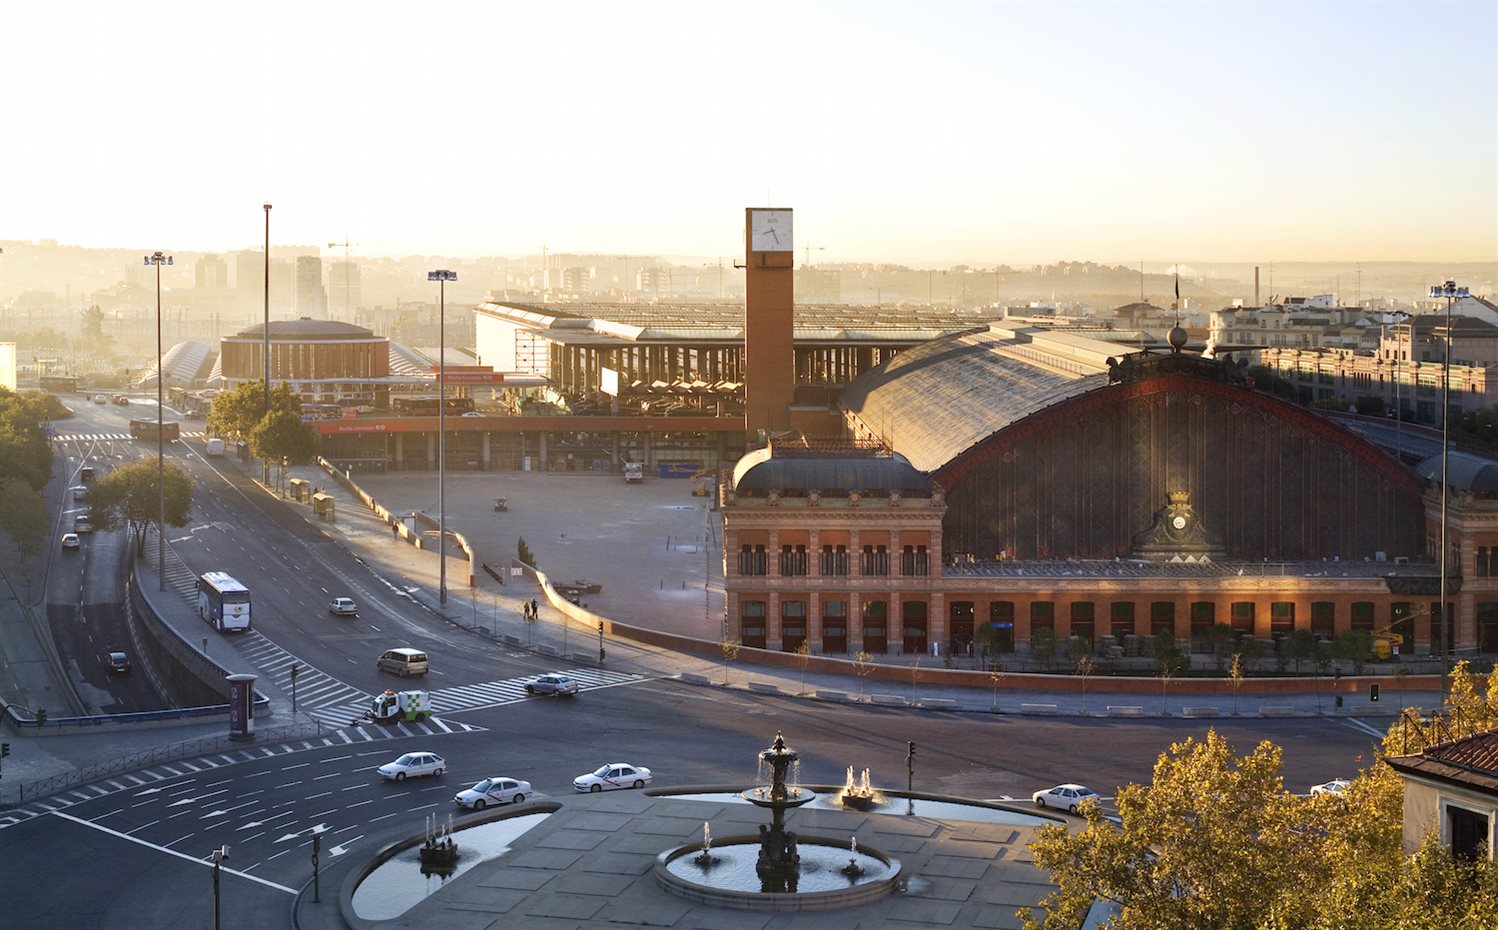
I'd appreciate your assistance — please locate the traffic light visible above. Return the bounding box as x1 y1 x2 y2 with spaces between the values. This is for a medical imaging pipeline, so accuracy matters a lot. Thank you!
908 740 916 758
1370 683 1381 702
2 742 9 758
35 708 46 727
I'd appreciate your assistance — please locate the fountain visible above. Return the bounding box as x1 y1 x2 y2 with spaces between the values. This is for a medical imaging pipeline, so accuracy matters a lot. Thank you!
693 822 719 868
654 731 902 912
741 731 816 891
837 766 885 811
418 813 459 876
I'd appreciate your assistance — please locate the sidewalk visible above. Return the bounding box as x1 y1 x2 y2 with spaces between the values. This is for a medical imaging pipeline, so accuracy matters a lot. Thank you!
288 461 1427 725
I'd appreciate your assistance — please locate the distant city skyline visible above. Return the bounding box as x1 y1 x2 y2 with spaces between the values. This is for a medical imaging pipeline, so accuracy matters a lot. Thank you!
2 1 1493 265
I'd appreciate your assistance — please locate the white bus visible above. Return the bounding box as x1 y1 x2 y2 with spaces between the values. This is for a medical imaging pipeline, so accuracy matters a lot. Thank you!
197 571 252 632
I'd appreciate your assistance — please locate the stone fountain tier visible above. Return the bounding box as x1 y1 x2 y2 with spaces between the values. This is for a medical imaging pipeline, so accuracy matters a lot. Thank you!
655 834 901 913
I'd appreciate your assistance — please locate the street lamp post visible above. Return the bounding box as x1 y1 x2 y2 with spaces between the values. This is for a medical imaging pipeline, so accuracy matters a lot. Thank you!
428 270 457 606
209 844 229 930
1432 279 1469 700
144 251 173 591
263 204 272 416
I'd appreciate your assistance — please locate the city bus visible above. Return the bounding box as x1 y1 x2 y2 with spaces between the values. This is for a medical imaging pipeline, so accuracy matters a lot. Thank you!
196 571 252 632
130 419 181 441
391 395 474 417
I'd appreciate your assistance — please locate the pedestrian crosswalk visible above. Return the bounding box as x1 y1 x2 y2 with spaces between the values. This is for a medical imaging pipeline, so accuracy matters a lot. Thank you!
237 631 371 717
51 430 210 442
0 717 485 831
305 667 649 726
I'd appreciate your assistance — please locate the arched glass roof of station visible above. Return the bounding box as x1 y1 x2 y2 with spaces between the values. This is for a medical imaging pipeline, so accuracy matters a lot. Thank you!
839 325 1130 473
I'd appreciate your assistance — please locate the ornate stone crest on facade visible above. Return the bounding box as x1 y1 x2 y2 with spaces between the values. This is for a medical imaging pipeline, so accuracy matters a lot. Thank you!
1131 489 1227 561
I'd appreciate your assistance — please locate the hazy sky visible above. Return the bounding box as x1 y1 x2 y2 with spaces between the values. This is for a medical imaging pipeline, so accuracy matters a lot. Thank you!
3 1 1493 264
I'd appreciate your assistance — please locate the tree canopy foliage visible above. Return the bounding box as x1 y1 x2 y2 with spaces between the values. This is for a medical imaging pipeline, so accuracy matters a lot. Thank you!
0 388 61 491
249 408 318 467
88 460 194 554
1025 668 1498 930
207 381 303 441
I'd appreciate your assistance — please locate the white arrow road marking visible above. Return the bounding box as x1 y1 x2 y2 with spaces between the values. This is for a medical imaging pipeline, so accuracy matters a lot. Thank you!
275 823 330 843
50 811 295 894
237 821 265 831
329 838 361 857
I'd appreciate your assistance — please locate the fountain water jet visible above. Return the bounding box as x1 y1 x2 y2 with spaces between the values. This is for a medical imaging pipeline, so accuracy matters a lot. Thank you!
654 731 902 911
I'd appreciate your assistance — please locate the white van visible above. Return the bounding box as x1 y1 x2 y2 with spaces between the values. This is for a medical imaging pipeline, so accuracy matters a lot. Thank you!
377 648 429 677
206 437 225 457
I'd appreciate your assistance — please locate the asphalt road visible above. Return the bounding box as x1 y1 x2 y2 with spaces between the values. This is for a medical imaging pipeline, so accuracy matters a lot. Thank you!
0 673 1379 929
11 395 1388 929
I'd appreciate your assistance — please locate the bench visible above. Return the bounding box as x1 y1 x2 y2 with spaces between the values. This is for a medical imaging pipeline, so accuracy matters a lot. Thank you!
1021 703 1060 715
919 698 957 710
1107 705 1145 717
1182 707 1220 718
747 682 781 695
815 689 850 703
870 694 910 707
678 672 712 686
1259 706 1296 717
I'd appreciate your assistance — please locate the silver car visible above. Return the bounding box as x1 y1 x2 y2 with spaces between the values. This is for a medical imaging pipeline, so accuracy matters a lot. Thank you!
524 673 579 696
377 751 445 782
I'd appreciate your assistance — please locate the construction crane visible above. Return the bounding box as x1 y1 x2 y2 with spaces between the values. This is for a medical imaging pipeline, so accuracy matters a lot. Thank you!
327 238 357 317
802 243 825 269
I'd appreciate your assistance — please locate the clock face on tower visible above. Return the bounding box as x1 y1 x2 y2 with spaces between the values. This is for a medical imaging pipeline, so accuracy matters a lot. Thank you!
749 209 793 252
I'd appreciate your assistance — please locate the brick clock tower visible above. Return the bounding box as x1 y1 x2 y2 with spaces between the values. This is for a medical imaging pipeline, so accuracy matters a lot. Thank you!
744 207 795 440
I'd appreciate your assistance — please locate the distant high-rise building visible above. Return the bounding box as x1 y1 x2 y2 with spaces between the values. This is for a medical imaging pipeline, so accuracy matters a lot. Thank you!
637 266 671 295
195 254 229 290
237 249 295 319
328 260 361 318
295 256 327 319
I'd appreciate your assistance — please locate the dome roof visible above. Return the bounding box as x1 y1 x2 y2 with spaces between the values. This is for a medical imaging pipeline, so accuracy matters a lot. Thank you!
731 447 929 494
233 318 375 340
1416 450 1498 494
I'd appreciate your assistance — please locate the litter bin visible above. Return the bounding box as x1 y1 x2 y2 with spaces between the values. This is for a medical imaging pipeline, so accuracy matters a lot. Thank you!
312 493 335 521
288 478 310 502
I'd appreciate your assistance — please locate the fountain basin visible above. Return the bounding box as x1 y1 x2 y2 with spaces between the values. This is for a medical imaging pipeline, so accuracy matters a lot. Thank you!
655 835 900 912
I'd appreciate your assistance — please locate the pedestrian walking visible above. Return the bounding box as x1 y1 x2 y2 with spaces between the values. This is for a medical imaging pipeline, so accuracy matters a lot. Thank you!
391 522 399 540
530 598 538 619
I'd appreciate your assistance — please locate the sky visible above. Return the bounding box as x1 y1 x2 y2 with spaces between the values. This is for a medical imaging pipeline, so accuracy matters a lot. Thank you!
2 0 1494 265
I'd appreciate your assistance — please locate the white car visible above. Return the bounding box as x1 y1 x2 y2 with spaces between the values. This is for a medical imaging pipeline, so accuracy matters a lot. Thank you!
454 776 531 810
1310 778 1350 797
61 532 81 550
525 673 579 696
574 763 652 792
71 485 88 501
329 597 358 616
1032 783 1099 813
377 751 445 782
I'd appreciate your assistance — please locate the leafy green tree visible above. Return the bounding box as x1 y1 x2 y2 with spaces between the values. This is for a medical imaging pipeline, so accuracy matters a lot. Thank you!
1332 629 1374 675
0 388 58 490
0 476 48 597
248 409 317 469
1029 626 1057 669
88 460 194 555
1290 628 1318 674
207 381 302 441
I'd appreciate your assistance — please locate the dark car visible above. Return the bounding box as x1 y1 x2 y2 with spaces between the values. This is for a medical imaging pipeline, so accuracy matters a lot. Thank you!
107 651 131 673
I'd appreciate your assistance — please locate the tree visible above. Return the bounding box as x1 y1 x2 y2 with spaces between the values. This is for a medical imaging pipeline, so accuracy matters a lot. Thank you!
517 537 538 568
794 640 812 695
0 476 47 597
853 650 875 700
989 658 1005 713
207 381 302 441
248 409 318 473
720 637 741 686
1228 651 1246 716
1074 655 1095 715
1155 631 1187 716
88 460 194 555
1207 622 1234 671
1332 629 1373 675
1289 628 1318 674
1029 626 1057 669
0 388 58 491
